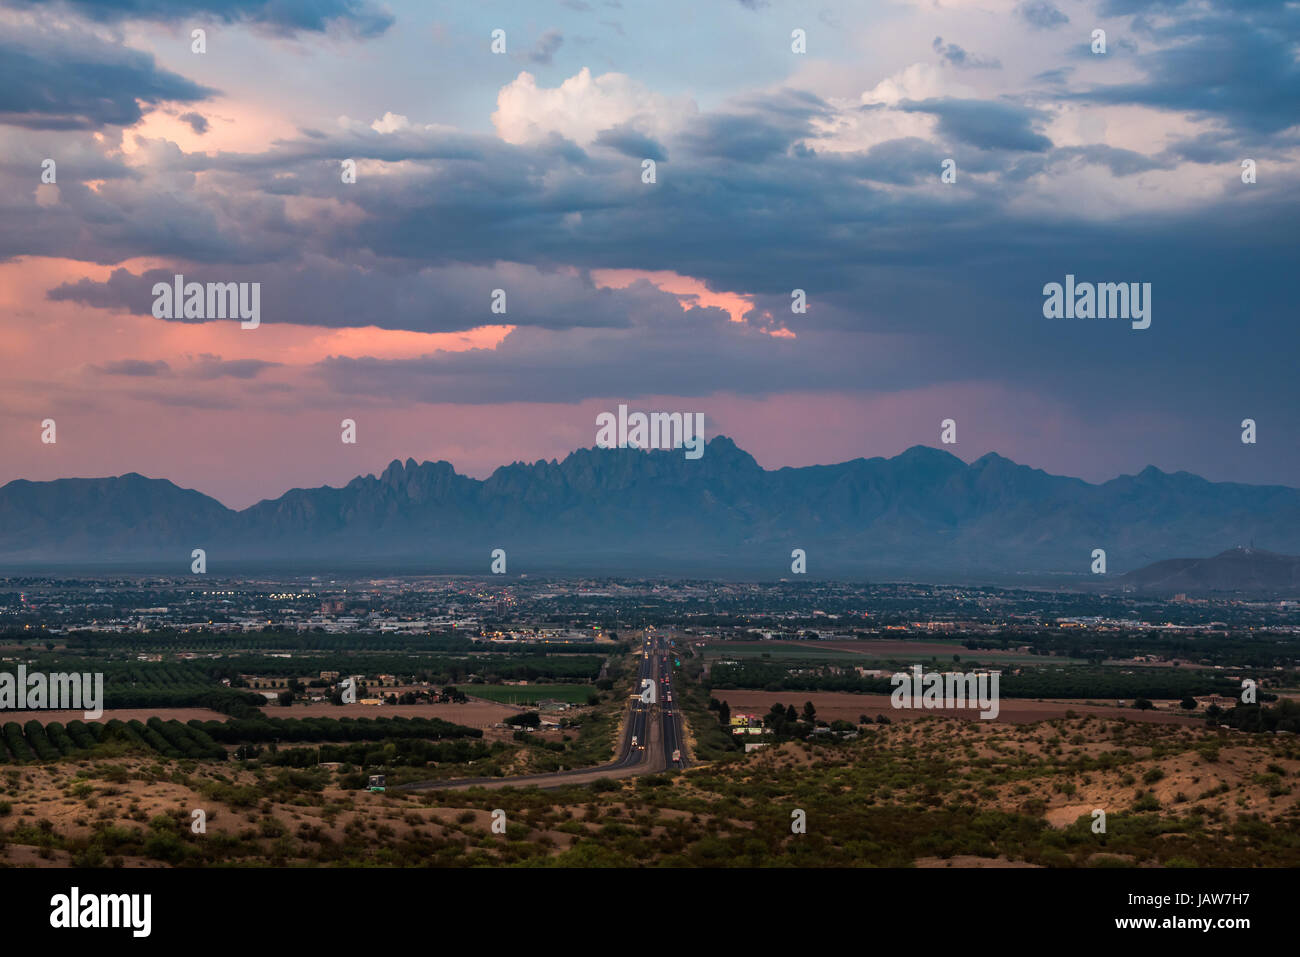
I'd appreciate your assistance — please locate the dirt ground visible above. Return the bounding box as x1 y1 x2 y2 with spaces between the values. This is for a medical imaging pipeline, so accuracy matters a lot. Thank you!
277 700 520 727
3 712 1296 868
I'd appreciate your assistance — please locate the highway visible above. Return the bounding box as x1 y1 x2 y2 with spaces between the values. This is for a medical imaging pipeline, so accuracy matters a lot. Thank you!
399 627 686 792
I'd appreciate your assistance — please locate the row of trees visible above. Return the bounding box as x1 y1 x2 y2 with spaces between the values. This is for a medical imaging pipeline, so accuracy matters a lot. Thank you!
196 714 481 745
708 660 1242 700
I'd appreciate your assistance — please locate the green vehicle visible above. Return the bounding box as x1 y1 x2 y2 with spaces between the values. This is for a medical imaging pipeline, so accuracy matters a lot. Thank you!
367 774 386 792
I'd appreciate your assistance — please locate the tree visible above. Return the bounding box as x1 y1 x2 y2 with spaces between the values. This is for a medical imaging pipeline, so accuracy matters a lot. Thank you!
277 690 293 707
1180 697 1197 710
507 711 540 728
802 701 817 723
785 704 798 722
1134 697 1154 711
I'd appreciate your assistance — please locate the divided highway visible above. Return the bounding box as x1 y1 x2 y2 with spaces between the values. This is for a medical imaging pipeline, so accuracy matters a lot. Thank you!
400 627 686 792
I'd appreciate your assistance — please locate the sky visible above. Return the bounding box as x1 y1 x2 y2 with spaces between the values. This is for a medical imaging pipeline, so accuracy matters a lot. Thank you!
0 0 1296 508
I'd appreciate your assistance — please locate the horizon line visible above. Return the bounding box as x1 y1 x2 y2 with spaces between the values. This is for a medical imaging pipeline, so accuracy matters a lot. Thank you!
4 437 1296 513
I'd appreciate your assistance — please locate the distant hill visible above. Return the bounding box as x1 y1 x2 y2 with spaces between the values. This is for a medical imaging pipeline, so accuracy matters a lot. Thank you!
2 438 1299 577
1120 547 1300 595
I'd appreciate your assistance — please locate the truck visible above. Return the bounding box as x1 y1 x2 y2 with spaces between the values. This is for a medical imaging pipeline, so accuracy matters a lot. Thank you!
367 774 386 792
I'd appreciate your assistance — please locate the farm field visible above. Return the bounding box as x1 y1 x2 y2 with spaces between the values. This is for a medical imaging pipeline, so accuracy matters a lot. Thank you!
463 684 595 706
716 690 1204 727
279 700 518 726
697 641 873 661
698 640 1081 665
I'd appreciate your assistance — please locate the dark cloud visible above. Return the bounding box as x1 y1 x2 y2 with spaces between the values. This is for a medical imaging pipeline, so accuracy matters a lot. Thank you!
848 137 951 185
1051 145 1173 176
92 359 171 377
178 112 209 134
898 98 1053 152
1163 132 1242 164
5 37 1296 483
1016 0 1069 29
0 26 213 130
594 124 668 161
8 0 395 38
517 29 564 66
46 262 658 334
189 356 281 379
1072 5 1300 136
933 37 1001 70
679 92 828 164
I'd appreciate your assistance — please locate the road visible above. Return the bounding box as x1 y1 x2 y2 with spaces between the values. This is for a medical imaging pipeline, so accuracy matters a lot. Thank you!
399 627 687 792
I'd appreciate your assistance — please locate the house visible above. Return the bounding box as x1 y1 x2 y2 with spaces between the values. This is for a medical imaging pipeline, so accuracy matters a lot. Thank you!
729 713 765 735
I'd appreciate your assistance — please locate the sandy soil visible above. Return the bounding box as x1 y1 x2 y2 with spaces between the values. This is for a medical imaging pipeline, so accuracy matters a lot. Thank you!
914 855 1043 868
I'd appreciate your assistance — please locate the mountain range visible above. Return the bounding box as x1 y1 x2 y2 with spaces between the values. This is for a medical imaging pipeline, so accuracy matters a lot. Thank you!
2 437 1298 581
1120 547 1300 595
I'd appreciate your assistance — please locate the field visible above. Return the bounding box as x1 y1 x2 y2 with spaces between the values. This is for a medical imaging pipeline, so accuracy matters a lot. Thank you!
698 641 867 661
279 701 518 727
716 691 1204 727
698 639 1080 665
462 684 595 706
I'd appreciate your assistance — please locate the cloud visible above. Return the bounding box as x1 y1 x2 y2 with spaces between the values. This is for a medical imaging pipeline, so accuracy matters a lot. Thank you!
593 123 668 161
932 37 1001 70
0 25 213 130
516 29 564 66
11 0 395 38
1072 4 1300 137
897 98 1053 152
178 111 209 135
189 356 281 379
1016 1 1069 29
91 359 171 377
492 68 694 147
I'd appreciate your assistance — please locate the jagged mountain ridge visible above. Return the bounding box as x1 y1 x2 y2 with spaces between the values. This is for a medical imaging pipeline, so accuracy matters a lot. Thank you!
2 437 1298 576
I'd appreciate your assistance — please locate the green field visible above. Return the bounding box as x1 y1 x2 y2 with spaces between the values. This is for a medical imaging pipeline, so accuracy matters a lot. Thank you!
699 642 873 661
699 641 1080 666
465 684 595 705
